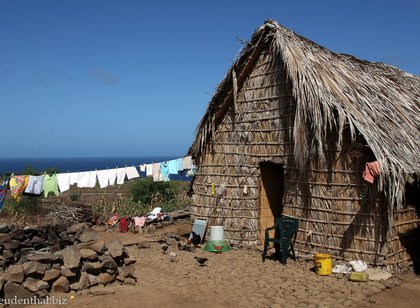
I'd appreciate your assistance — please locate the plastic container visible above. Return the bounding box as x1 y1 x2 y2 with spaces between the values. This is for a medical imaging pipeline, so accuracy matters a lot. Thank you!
204 240 231 253
313 253 332 276
210 226 224 241
349 272 369 282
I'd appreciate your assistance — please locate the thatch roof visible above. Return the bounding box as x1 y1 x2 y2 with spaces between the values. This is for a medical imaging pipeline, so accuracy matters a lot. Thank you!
191 20 420 208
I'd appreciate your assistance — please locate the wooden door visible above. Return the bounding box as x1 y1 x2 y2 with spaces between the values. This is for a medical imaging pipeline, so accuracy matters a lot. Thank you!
259 162 284 243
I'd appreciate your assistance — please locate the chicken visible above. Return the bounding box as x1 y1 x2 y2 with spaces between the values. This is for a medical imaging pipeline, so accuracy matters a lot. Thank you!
194 256 208 267
170 251 177 262
161 243 169 254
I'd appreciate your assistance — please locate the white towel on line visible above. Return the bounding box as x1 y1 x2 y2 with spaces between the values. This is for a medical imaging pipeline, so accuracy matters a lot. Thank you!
139 164 146 172
146 164 153 177
116 168 126 185
56 173 71 193
152 163 161 182
77 171 97 188
126 166 140 180
69 172 79 185
108 168 117 186
97 169 109 188
182 156 193 170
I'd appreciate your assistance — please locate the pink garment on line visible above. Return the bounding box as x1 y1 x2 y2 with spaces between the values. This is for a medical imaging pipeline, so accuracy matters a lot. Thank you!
363 161 381 184
133 216 146 228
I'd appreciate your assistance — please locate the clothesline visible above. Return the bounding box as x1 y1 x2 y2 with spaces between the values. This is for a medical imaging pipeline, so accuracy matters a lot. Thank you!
0 156 195 209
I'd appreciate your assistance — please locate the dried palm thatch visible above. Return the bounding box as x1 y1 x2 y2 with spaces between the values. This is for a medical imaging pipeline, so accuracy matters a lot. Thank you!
189 20 419 270
192 20 420 212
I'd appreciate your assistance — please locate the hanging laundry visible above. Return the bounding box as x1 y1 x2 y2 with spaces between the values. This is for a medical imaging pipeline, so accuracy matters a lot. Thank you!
69 172 79 185
43 174 59 198
182 156 193 170
133 216 146 228
0 178 9 210
9 175 29 202
77 171 97 188
152 163 161 182
139 164 146 172
160 161 170 182
56 173 71 193
146 164 153 177
176 158 183 171
126 166 140 180
107 168 117 186
363 161 381 184
186 164 197 177
168 159 180 175
116 168 126 185
24 175 44 195
97 169 109 189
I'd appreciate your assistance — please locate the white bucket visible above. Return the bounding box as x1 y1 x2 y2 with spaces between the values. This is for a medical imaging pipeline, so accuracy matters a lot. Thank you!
210 226 224 241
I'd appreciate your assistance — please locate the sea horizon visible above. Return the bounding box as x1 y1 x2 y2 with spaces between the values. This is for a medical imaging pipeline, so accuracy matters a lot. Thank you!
0 156 186 175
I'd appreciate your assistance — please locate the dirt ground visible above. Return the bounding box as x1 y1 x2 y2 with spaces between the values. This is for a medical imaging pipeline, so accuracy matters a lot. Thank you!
28 221 420 308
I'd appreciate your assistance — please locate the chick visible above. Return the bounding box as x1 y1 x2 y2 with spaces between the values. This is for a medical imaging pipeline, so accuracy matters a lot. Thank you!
161 243 169 254
170 251 177 262
194 256 208 267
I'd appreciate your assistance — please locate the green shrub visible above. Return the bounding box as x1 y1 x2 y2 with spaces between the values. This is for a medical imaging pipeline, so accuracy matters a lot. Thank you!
128 178 176 204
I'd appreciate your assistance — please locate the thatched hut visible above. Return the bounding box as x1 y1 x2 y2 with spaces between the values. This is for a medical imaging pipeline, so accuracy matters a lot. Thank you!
189 20 420 271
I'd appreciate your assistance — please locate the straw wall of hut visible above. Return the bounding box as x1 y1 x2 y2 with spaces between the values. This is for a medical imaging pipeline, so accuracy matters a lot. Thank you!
190 20 420 271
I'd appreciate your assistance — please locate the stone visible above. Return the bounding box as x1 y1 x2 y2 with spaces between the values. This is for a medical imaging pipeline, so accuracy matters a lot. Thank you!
0 233 11 243
123 258 136 266
99 254 117 270
66 223 90 234
116 272 125 282
36 289 49 298
365 268 393 281
30 236 45 244
137 242 151 249
75 241 96 250
89 241 105 253
4 264 25 283
48 227 60 242
82 261 102 274
3 249 14 259
52 262 62 270
0 224 10 233
105 239 124 259
79 249 98 260
23 261 48 276
78 230 98 243
3 240 20 250
43 269 61 281
26 253 60 263
61 266 77 278
88 274 100 287
166 237 178 246
51 276 70 293
21 239 33 248
22 277 49 292
123 278 136 285
120 265 135 278
4 281 35 300
70 271 90 291
98 272 116 285
10 229 26 241
60 246 81 268
23 226 39 236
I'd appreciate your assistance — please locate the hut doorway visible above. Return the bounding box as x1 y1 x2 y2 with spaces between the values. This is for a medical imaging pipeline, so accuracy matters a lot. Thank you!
259 162 285 243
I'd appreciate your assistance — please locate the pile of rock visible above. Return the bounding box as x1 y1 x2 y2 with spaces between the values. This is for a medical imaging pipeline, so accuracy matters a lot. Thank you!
0 223 136 299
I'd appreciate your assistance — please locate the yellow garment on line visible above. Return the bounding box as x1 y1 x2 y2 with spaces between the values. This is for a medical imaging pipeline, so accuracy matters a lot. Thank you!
9 175 29 202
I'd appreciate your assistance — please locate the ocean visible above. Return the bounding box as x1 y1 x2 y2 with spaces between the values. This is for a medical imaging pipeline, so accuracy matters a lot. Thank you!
0 156 191 181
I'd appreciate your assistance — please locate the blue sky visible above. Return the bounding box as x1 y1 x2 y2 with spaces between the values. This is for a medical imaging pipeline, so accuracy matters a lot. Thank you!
1 0 419 158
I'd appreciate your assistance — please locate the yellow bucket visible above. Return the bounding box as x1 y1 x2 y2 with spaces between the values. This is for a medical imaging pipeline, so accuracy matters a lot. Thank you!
313 253 332 276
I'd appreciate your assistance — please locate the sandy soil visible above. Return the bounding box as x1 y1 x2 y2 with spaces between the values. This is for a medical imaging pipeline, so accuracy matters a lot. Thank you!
27 221 420 308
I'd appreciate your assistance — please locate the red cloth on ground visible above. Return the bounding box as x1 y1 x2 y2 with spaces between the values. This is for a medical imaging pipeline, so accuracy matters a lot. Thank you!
363 161 381 183
119 217 129 233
